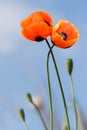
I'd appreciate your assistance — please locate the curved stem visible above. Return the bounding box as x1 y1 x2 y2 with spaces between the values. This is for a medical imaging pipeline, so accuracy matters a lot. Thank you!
33 103 48 130
46 45 54 130
70 75 78 130
45 39 70 130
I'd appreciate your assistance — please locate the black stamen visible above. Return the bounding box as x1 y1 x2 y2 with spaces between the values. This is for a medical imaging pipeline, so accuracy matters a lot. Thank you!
35 36 44 42
59 32 67 40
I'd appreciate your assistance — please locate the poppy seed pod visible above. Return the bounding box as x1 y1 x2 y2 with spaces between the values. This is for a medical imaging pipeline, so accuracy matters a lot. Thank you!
66 58 73 75
51 20 79 48
20 11 53 42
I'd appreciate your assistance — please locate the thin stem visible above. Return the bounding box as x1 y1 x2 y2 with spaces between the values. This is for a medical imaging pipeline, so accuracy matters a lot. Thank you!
70 75 78 130
45 39 70 130
24 122 29 130
33 103 48 130
46 45 54 130
76 105 84 130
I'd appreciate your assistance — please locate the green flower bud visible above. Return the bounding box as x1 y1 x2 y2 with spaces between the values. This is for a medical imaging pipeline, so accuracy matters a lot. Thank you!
66 58 73 75
25 93 33 103
18 108 25 122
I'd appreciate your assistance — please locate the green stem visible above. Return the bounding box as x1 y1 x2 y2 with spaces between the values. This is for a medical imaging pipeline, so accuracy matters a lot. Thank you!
33 103 48 130
45 39 70 130
46 45 54 130
76 105 84 130
24 122 29 130
70 75 78 130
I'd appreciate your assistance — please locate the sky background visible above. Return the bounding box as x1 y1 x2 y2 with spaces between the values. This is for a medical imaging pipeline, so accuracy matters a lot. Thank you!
0 0 87 130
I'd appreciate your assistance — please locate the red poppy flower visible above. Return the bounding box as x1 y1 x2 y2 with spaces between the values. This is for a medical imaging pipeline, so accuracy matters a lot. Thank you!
51 20 79 48
20 11 53 42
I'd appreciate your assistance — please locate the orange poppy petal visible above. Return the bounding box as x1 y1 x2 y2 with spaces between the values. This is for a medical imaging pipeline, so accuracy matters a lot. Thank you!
20 11 53 42
21 11 53 27
51 19 79 48
21 22 52 41
51 33 79 48
56 20 79 39
37 11 53 26
51 33 68 48
21 15 32 28
30 11 53 26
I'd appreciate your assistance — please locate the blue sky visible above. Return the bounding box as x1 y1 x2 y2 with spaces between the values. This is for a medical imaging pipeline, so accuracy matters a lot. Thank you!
0 0 87 130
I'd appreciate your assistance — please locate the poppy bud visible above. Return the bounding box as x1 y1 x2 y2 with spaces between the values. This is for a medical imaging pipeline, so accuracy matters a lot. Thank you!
33 95 43 109
18 108 25 122
25 93 33 103
66 58 73 75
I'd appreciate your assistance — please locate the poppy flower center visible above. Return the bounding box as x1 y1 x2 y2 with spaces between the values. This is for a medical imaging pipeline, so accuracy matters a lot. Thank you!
58 32 67 40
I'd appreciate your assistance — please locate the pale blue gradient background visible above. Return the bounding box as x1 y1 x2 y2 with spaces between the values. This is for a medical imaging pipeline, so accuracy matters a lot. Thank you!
0 0 87 130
